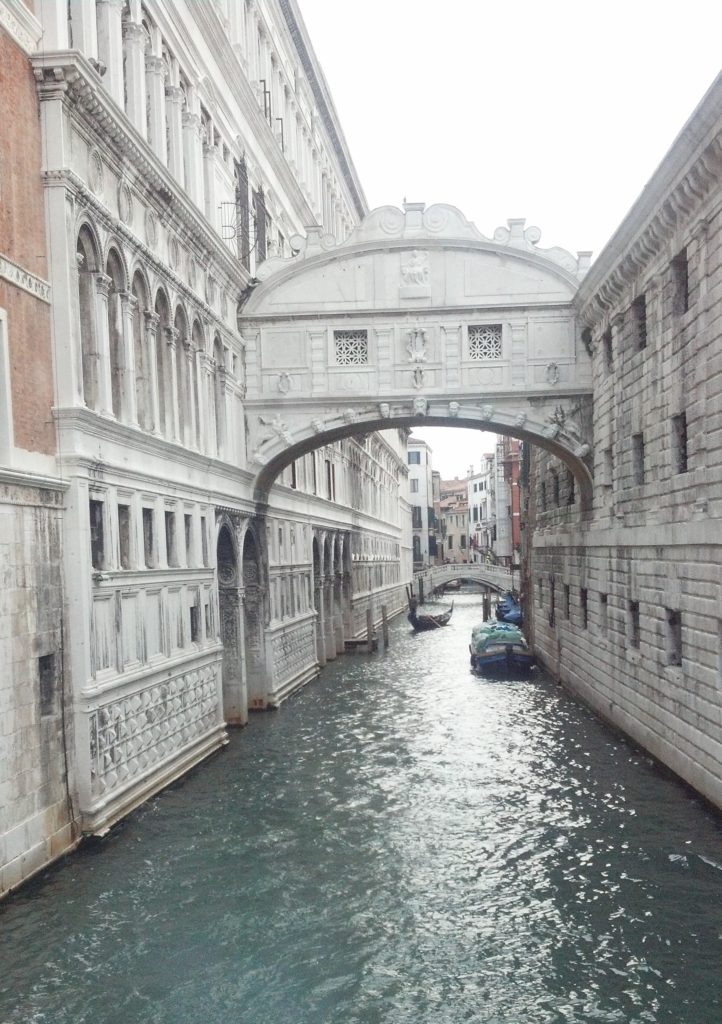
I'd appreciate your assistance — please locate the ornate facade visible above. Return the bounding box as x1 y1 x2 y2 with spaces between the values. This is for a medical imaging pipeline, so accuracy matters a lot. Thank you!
0 0 408 897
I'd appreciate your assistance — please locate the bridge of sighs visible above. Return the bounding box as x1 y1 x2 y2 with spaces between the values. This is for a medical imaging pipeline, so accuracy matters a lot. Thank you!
239 202 595 510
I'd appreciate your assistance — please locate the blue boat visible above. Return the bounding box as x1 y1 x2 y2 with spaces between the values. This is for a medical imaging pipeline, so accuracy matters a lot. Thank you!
469 621 534 676
496 591 523 626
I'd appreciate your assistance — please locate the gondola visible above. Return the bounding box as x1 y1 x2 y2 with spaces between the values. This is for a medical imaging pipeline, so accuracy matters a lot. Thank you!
407 595 454 632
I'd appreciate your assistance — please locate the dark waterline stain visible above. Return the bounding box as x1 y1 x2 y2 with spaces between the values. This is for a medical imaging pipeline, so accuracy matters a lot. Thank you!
2 594 722 1024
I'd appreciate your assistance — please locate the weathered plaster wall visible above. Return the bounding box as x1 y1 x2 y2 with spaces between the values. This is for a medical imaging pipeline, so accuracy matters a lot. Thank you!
0 479 74 895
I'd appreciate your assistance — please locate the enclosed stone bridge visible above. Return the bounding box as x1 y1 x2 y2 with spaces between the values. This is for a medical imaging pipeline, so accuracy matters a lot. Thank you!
240 203 594 507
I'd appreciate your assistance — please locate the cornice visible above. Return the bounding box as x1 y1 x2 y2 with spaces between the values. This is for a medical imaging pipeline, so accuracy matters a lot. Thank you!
31 50 251 293
0 466 68 493
577 71 722 325
0 0 42 54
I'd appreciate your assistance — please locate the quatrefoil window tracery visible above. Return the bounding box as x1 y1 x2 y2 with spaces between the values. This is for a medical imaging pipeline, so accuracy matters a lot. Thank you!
334 330 369 365
468 324 502 360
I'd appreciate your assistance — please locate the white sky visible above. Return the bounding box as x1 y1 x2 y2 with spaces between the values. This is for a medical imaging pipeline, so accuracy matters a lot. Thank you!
298 0 722 476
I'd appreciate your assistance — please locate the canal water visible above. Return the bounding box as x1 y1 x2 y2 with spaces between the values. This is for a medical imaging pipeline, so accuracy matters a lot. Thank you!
2 594 722 1024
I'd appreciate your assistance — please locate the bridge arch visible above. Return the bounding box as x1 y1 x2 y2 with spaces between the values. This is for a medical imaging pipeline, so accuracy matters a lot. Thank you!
239 202 594 511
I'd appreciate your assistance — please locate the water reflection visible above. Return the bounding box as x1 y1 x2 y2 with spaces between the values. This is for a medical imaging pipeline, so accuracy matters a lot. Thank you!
1 594 721 1023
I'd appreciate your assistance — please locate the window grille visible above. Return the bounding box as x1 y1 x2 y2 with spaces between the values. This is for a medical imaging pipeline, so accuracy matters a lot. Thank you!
468 324 502 360
334 330 368 365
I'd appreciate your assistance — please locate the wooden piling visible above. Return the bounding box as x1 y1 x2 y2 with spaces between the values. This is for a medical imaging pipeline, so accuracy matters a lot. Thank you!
381 605 389 649
366 608 374 653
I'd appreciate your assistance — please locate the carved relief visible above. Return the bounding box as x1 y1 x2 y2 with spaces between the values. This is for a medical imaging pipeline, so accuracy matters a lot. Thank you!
401 251 429 286
406 327 428 363
88 148 104 197
278 371 293 394
117 180 133 225
89 666 220 797
545 361 560 385
145 208 158 249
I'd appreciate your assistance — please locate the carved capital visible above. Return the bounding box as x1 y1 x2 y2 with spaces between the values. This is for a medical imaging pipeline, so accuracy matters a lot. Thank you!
144 310 160 331
165 85 184 104
119 290 138 312
145 55 164 75
164 326 180 347
122 20 147 45
94 273 112 297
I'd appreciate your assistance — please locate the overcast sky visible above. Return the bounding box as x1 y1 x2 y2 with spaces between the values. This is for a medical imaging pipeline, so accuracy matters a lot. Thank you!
298 0 722 476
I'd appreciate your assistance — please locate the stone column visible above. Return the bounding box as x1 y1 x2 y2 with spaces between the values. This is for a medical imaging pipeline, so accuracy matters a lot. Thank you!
69 0 98 59
203 142 219 230
93 273 115 417
119 291 139 426
96 0 125 108
324 576 336 661
182 111 202 205
314 578 326 668
193 344 206 452
122 20 147 138
144 310 161 434
165 86 184 185
145 55 166 162
165 326 181 442
184 341 198 448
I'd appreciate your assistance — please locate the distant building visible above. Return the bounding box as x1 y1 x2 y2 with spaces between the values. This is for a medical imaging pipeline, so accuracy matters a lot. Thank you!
439 477 469 563
468 453 496 560
407 437 434 566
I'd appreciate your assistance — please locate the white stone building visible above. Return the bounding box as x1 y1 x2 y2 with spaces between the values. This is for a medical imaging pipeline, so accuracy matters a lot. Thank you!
407 435 434 567
0 0 409 896
468 451 495 560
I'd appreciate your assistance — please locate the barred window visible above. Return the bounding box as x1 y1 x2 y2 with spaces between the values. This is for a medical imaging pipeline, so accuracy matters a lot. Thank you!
468 324 502 359
334 330 368 365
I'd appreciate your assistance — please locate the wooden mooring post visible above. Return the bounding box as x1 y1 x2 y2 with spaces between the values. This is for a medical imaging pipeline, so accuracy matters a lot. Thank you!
483 591 491 621
366 608 374 653
381 605 389 649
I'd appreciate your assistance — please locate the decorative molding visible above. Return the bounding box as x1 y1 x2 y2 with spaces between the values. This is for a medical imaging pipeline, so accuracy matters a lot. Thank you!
0 0 42 54
0 253 51 303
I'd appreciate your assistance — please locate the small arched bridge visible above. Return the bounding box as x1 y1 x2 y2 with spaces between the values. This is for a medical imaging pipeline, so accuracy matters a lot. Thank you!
416 562 514 596
239 202 594 509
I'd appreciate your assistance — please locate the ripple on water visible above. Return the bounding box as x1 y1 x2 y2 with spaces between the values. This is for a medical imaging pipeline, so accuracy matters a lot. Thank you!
1 595 722 1024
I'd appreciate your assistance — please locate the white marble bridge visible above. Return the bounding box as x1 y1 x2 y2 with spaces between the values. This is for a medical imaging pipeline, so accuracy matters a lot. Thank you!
240 202 594 509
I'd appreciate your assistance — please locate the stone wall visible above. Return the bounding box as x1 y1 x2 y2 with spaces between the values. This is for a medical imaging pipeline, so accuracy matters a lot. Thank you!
0 478 74 895
528 74 722 810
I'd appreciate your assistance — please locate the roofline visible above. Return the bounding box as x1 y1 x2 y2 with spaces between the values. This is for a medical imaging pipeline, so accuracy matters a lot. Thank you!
277 0 368 221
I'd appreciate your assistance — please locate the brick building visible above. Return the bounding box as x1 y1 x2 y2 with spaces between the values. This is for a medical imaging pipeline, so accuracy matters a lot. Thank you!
0 2 74 895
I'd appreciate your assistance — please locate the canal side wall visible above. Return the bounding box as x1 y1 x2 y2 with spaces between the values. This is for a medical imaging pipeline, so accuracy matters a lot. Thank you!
528 73 722 811
0 11 81 899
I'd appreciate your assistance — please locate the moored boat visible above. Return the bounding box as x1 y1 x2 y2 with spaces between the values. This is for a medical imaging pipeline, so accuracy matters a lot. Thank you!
408 596 454 632
469 621 534 675
495 591 523 626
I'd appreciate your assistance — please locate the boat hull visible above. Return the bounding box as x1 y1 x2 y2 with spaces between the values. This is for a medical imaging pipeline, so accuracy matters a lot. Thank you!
470 644 534 676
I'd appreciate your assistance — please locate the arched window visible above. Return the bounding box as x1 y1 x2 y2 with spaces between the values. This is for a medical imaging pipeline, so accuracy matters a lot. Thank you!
213 335 225 456
76 226 100 410
106 249 126 419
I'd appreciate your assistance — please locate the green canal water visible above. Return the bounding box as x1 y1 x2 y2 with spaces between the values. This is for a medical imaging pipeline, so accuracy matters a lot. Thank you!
1 594 721 1024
